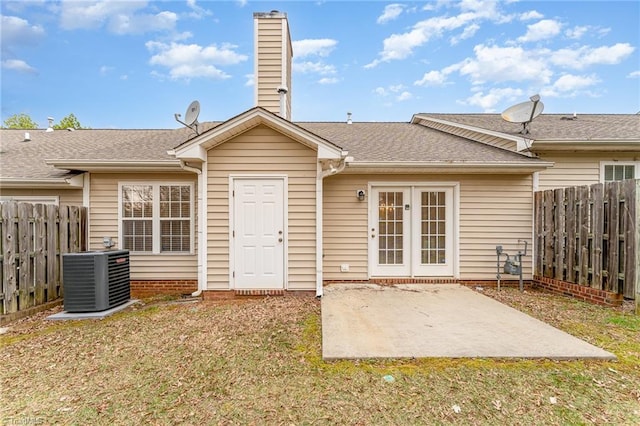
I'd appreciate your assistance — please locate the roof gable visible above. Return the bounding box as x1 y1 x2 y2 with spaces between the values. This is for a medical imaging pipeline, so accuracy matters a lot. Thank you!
173 107 345 162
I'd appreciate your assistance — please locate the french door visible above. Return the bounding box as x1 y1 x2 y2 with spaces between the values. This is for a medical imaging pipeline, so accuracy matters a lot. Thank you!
370 186 455 277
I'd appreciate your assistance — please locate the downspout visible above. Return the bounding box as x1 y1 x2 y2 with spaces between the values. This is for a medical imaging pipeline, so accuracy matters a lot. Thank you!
315 158 347 298
82 173 90 250
179 160 205 297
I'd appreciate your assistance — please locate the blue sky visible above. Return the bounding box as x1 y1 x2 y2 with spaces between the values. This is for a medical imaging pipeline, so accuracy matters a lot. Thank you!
1 0 638 129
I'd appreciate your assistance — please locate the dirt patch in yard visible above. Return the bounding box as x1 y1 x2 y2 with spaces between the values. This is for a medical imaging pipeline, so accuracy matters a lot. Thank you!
1 290 639 425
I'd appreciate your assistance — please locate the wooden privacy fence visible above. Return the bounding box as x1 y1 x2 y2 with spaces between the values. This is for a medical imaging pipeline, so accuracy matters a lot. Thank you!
534 179 639 299
0 202 87 315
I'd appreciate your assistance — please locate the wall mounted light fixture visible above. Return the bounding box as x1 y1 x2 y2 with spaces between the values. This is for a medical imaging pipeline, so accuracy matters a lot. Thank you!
356 189 366 201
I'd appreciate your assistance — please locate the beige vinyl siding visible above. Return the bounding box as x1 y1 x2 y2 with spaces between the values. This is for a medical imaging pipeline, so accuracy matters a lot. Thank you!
207 125 317 290
323 174 533 281
416 120 518 151
536 152 639 190
0 188 83 206
89 172 198 280
255 16 291 117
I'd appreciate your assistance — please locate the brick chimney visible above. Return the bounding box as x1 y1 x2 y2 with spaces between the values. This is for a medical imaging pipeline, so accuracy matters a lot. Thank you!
253 11 292 120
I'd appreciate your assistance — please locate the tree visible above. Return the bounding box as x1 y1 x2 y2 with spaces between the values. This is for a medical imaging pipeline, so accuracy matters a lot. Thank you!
53 113 87 130
2 113 38 129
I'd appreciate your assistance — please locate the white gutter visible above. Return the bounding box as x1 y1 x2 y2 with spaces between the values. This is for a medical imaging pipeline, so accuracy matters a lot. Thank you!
179 160 206 297
343 161 554 174
45 159 182 172
0 177 85 188
315 157 348 298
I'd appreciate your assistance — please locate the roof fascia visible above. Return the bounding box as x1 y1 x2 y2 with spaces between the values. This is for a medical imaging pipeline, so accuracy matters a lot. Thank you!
174 108 344 160
412 114 531 152
344 161 554 174
45 160 183 172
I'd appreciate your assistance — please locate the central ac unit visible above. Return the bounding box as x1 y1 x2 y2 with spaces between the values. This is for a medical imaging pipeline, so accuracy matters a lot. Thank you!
62 250 131 312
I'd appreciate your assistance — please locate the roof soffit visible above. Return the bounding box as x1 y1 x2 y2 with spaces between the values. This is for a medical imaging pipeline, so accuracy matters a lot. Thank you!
174 107 345 161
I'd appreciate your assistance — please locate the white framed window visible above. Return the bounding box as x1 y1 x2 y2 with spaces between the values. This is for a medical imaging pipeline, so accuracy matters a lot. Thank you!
118 182 194 254
600 161 640 183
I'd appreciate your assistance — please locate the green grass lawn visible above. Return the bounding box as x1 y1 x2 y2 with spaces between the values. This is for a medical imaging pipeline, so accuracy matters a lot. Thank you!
1 288 638 425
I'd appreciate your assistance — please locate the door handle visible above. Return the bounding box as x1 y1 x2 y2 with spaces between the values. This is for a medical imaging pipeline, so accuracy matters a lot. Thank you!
278 238 283 243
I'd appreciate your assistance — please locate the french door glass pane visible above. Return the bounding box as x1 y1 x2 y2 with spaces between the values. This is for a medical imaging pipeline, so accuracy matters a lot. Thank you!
420 191 446 265
378 191 404 265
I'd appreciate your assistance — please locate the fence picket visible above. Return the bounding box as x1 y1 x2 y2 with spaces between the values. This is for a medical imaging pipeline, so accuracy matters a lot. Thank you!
34 204 47 305
17 203 33 310
591 184 604 289
565 186 576 283
554 188 565 280
607 182 620 293
578 186 590 286
623 179 636 298
1 202 18 314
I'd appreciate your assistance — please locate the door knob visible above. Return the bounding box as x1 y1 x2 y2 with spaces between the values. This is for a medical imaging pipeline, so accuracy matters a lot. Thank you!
278 238 283 242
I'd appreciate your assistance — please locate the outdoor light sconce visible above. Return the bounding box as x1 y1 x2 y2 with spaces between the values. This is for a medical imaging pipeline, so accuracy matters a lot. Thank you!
356 189 366 201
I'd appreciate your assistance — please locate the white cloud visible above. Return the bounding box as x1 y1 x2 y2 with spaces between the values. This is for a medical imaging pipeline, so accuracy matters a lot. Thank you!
2 59 37 73
99 65 113 76
244 73 254 86
414 70 448 86
292 39 337 58
318 77 339 84
396 91 413 101
59 1 177 34
458 44 553 85
549 43 635 70
186 0 213 19
551 74 600 92
565 25 589 40
517 19 562 43
564 25 610 40
374 87 389 96
146 41 248 80
519 10 543 21
540 74 600 98
450 23 480 45
293 61 336 75
1 15 45 50
627 70 640 78
377 4 405 24
366 1 509 67
463 87 523 111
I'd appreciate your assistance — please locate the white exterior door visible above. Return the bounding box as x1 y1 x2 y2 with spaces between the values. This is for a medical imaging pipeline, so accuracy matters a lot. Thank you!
233 178 285 289
371 186 455 277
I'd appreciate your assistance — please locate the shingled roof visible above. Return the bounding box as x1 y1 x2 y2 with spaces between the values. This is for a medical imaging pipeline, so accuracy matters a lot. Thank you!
298 122 538 163
416 114 640 141
1 118 551 181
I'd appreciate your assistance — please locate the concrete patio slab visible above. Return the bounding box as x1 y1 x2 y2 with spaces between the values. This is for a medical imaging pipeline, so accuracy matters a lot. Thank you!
321 284 616 360
46 299 140 321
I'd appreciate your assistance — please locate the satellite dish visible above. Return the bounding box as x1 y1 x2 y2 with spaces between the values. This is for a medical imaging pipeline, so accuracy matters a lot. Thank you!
174 100 201 135
184 100 200 126
501 95 544 134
